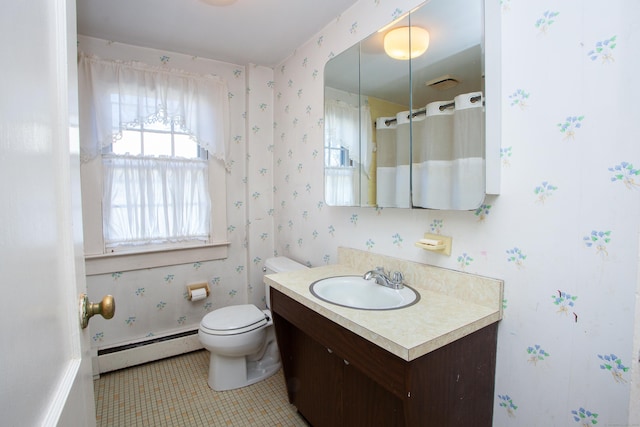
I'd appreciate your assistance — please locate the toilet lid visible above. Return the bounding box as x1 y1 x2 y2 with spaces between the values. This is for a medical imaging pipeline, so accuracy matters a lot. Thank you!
201 304 268 333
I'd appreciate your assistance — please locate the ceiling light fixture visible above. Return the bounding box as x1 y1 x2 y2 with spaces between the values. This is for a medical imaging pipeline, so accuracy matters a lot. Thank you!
383 26 430 60
200 0 238 6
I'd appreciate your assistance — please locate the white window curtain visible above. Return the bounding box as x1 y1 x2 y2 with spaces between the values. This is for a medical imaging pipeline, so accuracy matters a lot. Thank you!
324 167 358 206
77 52 230 163
324 98 372 206
324 99 360 161
77 52 228 248
103 156 211 248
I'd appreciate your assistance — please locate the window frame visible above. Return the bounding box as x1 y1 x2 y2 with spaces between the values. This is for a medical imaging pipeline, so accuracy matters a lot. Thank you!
102 121 211 251
81 140 229 276
324 145 353 168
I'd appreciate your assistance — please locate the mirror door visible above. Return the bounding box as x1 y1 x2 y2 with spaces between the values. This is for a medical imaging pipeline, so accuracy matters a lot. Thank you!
408 0 485 209
361 13 412 208
324 43 364 207
324 0 495 209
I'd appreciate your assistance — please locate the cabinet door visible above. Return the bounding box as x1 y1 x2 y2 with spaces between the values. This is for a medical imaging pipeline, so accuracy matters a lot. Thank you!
343 362 405 427
284 322 344 426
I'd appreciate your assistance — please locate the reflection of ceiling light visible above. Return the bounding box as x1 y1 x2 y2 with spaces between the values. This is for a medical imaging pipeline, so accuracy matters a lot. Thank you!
383 26 430 60
200 0 238 5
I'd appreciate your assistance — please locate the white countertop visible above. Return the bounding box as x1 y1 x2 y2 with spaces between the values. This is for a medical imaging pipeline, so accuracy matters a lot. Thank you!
265 263 502 361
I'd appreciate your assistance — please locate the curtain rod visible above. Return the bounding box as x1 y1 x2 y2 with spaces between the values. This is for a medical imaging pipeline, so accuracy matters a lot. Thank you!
381 95 482 127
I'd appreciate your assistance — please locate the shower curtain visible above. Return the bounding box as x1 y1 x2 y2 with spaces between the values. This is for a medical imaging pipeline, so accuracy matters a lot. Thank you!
377 91 484 210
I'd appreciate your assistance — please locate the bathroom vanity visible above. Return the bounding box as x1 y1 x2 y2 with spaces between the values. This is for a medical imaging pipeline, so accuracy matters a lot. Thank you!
265 249 503 427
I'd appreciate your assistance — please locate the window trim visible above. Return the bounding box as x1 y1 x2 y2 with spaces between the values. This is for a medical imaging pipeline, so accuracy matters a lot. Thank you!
84 241 229 276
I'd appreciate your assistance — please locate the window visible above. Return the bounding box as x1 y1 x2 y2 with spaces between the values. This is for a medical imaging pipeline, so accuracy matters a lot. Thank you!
103 122 211 251
324 145 352 168
78 53 230 274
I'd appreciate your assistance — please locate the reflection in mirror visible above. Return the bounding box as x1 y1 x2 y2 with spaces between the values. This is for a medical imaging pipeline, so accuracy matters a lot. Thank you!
408 0 484 209
324 0 489 209
361 13 412 208
324 44 367 206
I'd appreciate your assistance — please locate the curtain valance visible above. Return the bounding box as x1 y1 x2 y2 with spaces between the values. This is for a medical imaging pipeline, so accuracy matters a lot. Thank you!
78 52 230 163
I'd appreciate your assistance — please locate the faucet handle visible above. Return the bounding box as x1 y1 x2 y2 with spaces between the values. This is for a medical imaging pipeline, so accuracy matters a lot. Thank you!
391 271 404 284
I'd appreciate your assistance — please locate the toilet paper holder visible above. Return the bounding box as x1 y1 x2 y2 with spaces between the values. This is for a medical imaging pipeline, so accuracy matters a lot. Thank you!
187 282 210 300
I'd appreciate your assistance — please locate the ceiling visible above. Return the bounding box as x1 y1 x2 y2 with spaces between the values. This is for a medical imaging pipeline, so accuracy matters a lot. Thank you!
325 0 482 107
76 0 359 67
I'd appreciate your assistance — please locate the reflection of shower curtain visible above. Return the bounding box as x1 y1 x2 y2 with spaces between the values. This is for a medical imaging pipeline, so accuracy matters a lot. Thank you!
451 93 485 209
375 117 396 207
395 111 411 208
377 91 485 210
415 91 485 209
412 102 454 209
376 112 411 208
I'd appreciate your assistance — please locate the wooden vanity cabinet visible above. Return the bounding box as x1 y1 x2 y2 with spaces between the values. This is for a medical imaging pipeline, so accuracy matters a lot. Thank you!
271 288 498 427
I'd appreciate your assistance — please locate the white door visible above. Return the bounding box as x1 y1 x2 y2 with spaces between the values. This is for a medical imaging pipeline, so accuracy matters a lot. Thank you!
0 0 97 426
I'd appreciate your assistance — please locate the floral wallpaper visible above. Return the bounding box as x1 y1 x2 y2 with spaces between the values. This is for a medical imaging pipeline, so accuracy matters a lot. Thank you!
271 0 640 426
78 0 640 423
78 36 276 352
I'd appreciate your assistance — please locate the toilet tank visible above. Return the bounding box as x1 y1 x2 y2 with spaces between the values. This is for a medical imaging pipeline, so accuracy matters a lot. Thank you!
264 257 308 308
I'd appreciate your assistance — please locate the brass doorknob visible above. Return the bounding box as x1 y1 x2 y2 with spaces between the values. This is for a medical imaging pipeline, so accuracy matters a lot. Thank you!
80 293 116 329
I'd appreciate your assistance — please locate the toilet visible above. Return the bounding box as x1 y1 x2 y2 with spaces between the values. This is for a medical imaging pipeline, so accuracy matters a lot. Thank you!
198 256 308 391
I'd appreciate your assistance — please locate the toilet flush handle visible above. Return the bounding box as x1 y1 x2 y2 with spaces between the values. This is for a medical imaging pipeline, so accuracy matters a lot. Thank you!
79 293 116 329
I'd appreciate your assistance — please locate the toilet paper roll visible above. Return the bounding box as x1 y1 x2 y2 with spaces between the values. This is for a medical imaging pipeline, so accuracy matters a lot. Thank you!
190 288 207 301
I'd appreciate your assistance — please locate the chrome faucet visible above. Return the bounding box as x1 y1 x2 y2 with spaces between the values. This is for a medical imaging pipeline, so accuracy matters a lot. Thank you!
363 267 404 290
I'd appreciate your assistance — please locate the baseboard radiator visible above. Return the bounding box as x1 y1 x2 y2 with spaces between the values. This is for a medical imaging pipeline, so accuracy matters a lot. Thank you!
93 330 203 376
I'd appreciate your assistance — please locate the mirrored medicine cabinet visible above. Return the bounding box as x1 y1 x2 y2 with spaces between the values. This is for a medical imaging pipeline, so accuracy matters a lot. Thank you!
323 0 501 209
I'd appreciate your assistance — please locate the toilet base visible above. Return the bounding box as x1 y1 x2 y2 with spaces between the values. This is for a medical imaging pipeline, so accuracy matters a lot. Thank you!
207 352 281 391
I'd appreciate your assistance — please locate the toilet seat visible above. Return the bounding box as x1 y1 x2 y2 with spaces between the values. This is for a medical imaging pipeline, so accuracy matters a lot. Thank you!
200 304 268 336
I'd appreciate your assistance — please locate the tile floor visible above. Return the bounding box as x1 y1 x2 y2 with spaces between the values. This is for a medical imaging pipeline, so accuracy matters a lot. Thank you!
94 350 309 426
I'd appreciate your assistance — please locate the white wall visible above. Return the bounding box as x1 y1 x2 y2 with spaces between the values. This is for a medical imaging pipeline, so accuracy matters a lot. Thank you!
272 0 640 425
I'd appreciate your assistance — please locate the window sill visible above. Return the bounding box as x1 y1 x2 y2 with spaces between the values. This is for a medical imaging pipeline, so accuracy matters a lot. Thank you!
84 241 230 276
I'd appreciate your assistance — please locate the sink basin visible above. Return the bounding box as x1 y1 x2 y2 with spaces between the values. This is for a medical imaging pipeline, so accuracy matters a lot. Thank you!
309 275 420 310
